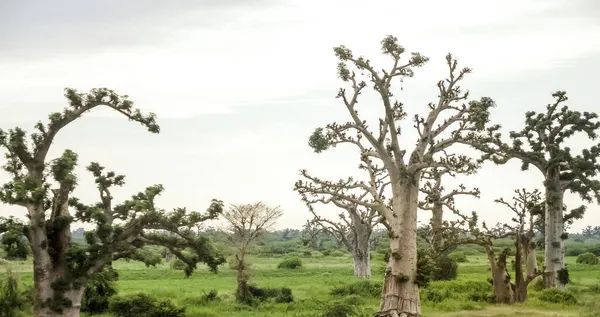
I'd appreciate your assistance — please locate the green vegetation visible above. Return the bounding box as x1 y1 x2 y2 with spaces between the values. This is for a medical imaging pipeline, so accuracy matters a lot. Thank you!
2 250 600 316
576 252 599 265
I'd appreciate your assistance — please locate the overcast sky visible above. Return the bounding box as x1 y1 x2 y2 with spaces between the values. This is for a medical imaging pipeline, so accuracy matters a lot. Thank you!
1 0 599 232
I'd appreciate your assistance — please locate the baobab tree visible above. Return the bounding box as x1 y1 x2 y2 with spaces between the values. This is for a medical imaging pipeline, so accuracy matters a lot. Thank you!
419 167 479 256
494 188 544 302
221 202 283 304
0 88 225 317
306 35 497 317
473 91 600 289
295 155 388 279
301 220 323 251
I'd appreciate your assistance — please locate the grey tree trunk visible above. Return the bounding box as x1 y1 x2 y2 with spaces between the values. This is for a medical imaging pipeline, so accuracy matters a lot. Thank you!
349 212 372 279
430 203 444 253
484 245 514 304
523 240 538 278
543 177 566 289
375 182 421 317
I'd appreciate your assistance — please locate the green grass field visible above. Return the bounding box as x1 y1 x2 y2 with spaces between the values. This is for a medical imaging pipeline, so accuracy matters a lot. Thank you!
2 253 600 317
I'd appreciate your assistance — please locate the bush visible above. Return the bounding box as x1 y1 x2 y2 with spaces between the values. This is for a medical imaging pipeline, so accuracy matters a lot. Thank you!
536 288 577 305
245 285 293 304
432 256 458 281
109 293 186 317
329 250 347 257
330 280 381 298
200 289 220 304
312 296 364 317
576 252 599 265
170 258 187 270
275 288 294 303
421 280 492 304
302 250 312 257
81 267 119 315
0 270 31 317
448 251 467 263
277 257 302 269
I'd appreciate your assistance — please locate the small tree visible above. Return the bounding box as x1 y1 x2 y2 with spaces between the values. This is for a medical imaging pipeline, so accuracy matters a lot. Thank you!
295 157 386 279
221 202 283 304
0 88 225 317
305 35 496 317
300 220 322 251
473 92 600 289
418 167 479 256
494 189 544 302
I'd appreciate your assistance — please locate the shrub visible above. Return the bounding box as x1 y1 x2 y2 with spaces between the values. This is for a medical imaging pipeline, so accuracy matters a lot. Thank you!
275 288 294 303
170 258 187 270
0 270 31 317
421 280 492 304
432 256 458 281
277 257 302 269
245 285 293 304
330 280 381 297
537 288 577 305
109 293 185 317
530 277 544 291
302 250 312 257
576 252 599 265
81 267 119 315
329 250 347 257
200 289 219 304
312 296 364 317
448 251 467 263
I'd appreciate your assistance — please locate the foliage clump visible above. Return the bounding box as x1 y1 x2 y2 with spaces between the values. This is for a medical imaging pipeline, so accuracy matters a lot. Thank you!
109 293 185 317
242 285 294 305
448 251 468 263
81 266 119 315
432 256 458 281
0 231 29 261
536 288 578 305
170 258 187 270
576 252 599 265
277 257 303 269
330 280 381 297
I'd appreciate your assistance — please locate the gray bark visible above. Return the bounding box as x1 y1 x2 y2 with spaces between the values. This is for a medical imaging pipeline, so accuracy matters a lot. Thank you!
543 178 565 289
375 182 421 317
484 245 514 304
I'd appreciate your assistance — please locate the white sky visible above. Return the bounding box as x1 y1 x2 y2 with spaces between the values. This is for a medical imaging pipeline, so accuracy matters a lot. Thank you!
1 0 600 231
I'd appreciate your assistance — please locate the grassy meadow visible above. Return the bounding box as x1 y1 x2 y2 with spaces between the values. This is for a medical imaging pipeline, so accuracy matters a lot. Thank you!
2 250 600 317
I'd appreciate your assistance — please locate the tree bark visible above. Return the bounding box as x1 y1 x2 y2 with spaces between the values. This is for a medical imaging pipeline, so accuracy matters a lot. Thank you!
543 177 565 289
523 240 538 279
513 238 527 303
352 247 371 279
430 203 443 254
484 245 514 304
375 182 421 317
349 212 372 279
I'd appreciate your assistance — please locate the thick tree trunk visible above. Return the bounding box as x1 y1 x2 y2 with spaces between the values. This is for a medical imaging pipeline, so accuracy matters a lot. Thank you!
375 182 421 317
28 203 83 317
352 247 371 279
484 245 514 304
543 179 565 289
35 288 84 317
523 240 538 278
349 213 372 279
430 203 443 254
